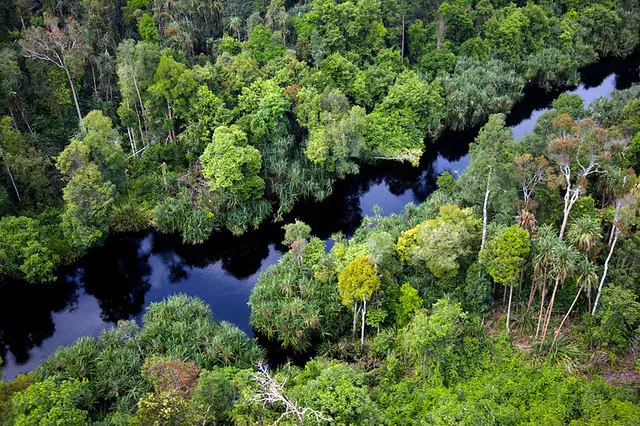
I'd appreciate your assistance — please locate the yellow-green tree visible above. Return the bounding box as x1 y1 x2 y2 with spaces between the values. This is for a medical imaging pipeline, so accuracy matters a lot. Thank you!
338 256 380 348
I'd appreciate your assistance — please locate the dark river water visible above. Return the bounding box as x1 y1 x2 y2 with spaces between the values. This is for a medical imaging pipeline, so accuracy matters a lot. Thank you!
1 56 639 380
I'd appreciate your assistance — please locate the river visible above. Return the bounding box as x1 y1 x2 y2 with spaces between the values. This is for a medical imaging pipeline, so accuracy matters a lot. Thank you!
1 55 638 380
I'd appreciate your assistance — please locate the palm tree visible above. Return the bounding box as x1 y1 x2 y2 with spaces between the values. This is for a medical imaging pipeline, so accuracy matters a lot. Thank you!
551 257 598 349
230 17 242 41
567 216 602 259
540 241 580 344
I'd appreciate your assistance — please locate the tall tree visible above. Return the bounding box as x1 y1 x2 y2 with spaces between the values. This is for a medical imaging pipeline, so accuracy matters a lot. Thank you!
462 113 514 249
20 14 87 122
338 255 380 349
480 225 530 333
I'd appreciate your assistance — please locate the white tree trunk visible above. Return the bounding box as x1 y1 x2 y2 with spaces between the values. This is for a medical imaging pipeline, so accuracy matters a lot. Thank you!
481 167 492 249
63 65 83 123
592 233 617 315
361 298 366 349
352 301 359 336
506 285 513 333
0 147 21 203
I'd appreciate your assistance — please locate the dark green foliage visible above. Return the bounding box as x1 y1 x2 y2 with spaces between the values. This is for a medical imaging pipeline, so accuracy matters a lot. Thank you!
588 285 640 353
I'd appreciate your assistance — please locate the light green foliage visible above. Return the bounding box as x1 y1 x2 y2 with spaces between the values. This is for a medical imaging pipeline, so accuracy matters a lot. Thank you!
0 216 59 282
180 85 232 160
148 52 197 128
189 367 239 424
5 377 89 425
396 283 423 327
246 25 285 66
135 390 192 425
337 256 380 306
138 13 159 43
238 78 291 143
302 88 366 176
200 125 265 201
479 225 530 287
410 204 480 279
0 373 35 419
283 220 311 247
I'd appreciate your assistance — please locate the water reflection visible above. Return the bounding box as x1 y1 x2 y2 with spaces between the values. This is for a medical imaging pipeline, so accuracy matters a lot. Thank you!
1 54 638 380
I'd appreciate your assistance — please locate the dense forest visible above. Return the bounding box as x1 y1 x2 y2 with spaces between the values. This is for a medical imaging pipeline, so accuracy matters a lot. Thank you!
1 0 639 283
2 0 640 424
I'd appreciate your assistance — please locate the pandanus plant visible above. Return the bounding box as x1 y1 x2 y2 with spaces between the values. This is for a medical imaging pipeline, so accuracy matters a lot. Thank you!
551 257 598 350
540 241 580 345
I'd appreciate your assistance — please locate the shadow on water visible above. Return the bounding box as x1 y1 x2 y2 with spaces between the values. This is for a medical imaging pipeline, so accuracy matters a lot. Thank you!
1 53 639 379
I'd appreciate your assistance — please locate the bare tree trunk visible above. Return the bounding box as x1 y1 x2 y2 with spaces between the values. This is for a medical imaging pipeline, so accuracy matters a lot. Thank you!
527 279 536 309
352 301 359 336
361 298 366 350
63 65 83 122
551 285 583 349
132 75 148 132
8 106 19 129
506 285 513 333
541 276 561 343
481 167 492 249
592 233 617 315
0 147 21 203
535 279 547 340
559 186 581 239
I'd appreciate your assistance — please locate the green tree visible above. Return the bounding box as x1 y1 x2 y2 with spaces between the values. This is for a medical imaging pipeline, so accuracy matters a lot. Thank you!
460 113 515 249
479 225 530 333
200 125 265 201
0 216 59 283
60 163 116 255
138 13 159 43
338 255 381 348
5 377 89 425
398 298 465 381
396 283 423 327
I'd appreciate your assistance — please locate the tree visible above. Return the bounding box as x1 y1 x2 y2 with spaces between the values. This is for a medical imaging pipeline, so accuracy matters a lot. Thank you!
20 14 87 122
148 53 197 141
4 377 89 425
200 125 265 201
398 298 465 381
479 225 530 333
547 116 613 239
282 220 311 263
401 204 480 280
60 163 116 255
0 216 59 283
338 255 380 348
515 153 552 209
592 184 640 315
461 114 514 249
